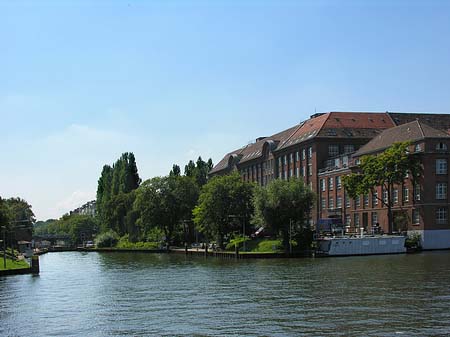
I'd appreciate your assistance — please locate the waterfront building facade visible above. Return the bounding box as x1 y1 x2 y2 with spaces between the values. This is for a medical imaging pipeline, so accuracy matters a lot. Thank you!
209 111 450 249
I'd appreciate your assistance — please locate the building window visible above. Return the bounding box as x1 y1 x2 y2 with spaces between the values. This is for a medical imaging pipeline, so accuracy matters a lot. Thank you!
290 168 293 178
436 142 448 151
328 177 334 190
284 155 287 165
414 184 421 201
393 189 399 204
345 214 351 226
301 166 305 177
363 195 369 207
372 191 378 207
321 197 326 210
302 149 306 160
355 197 361 208
290 153 294 164
345 196 350 208
436 183 447 200
308 163 312 176
436 207 448 224
371 212 378 226
308 147 312 159
336 176 342 189
344 145 354 154
320 179 326 191
296 151 299 161
328 145 339 157
403 187 409 202
296 167 300 178
309 181 313 190
336 196 342 208
413 209 420 224
383 189 388 204
436 159 448 175
414 144 422 152
329 197 334 209
354 213 360 227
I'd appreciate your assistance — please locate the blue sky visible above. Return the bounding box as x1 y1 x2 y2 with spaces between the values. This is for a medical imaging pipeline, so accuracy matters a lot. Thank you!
2 0 450 220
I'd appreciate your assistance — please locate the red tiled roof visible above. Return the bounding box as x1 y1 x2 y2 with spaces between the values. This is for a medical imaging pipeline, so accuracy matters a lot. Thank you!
276 113 329 150
324 112 394 129
355 120 450 156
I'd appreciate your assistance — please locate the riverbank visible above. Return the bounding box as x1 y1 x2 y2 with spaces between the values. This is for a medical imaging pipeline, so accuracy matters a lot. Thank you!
0 256 39 277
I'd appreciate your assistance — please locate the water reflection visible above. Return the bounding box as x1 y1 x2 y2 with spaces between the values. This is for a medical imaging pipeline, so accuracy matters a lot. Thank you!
1 251 450 336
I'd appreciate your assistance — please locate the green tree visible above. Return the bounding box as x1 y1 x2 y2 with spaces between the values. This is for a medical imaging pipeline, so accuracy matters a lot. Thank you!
169 164 181 177
252 178 315 252
102 191 136 235
96 153 141 233
343 141 421 234
134 175 199 245
96 164 113 221
184 157 214 187
193 172 254 248
0 197 11 227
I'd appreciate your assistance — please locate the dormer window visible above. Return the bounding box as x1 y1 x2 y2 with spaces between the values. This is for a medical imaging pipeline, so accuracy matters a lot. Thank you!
437 142 447 151
414 144 422 152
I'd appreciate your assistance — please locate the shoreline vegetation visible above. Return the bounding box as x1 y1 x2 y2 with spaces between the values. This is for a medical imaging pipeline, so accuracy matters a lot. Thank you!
0 257 29 271
33 153 315 257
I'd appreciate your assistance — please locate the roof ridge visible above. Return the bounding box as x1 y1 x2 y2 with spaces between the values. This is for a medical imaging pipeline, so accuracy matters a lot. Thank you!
317 112 332 134
416 119 425 138
385 112 397 126
278 121 304 149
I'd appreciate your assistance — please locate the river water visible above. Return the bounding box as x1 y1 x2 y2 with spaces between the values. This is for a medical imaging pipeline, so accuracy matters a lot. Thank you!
1 251 450 336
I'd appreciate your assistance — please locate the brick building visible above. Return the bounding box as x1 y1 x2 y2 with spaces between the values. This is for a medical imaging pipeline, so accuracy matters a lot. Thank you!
210 111 450 249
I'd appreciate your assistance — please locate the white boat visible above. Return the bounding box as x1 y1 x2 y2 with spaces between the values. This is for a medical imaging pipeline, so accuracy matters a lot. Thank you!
316 235 406 256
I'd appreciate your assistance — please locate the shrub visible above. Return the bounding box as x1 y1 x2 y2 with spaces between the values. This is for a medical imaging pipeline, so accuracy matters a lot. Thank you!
95 230 120 248
116 235 159 249
405 233 422 249
252 239 282 252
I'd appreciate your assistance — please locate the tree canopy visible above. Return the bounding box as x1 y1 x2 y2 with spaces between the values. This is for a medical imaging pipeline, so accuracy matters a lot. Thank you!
252 177 315 252
133 175 199 245
96 152 141 232
193 172 254 248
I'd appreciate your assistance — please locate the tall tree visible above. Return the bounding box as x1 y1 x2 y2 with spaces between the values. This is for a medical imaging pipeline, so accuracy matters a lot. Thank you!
169 164 181 177
252 178 315 252
193 172 254 248
184 157 214 187
96 152 141 233
96 164 113 219
124 152 141 193
343 141 421 234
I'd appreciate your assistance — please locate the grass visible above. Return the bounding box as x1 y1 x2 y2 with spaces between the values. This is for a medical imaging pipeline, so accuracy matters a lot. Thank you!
225 238 283 253
0 257 30 271
116 239 160 250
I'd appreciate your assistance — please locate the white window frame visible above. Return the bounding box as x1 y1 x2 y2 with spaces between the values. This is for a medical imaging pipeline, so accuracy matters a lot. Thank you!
414 184 421 201
436 207 447 224
403 187 409 202
436 183 447 200
436 159 448 175
393 189 399 204
413 209 420 224
372 191 379 206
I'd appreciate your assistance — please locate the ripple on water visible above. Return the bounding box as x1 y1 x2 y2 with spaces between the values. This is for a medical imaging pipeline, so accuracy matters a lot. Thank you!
1 251 450 336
